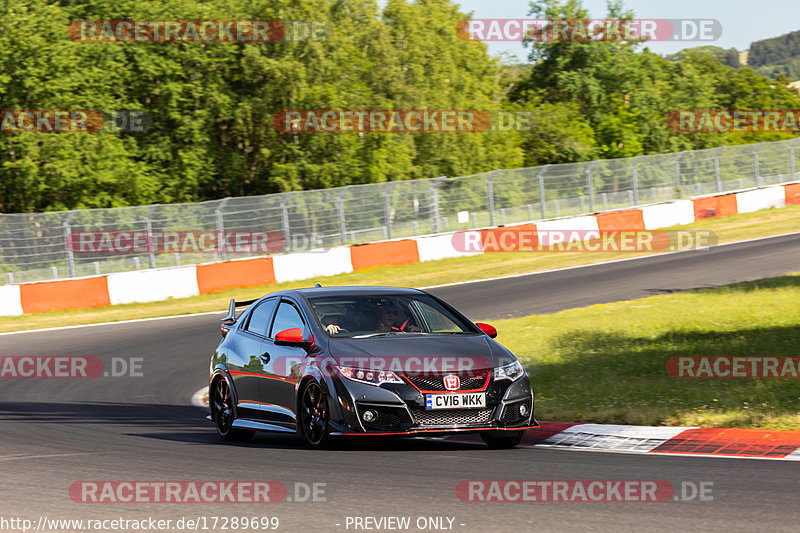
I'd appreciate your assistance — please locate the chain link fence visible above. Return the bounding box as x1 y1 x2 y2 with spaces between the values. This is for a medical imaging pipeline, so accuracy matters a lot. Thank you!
1 137 799 284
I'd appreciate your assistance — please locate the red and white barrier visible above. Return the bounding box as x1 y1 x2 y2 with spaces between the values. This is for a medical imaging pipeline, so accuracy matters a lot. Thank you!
450 421 800 459
108 266 200 305
0 285 23 316
3 181 798 315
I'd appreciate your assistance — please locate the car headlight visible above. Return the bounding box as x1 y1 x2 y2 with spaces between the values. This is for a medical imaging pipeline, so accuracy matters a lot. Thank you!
494 360 525 381
335 365 404 386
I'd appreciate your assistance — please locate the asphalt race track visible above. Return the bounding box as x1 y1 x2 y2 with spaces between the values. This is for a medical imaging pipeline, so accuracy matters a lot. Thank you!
427 232 800 319
1 233 799 533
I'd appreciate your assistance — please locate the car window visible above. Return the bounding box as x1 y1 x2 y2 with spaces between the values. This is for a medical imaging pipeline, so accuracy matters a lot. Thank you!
245 298 277 336
270 300 305 337
309 294 472 337
410 300 464 333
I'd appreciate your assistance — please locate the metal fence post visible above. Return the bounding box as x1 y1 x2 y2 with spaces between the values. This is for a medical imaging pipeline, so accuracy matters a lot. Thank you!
384 183 394 240
713 146 723 192
63 210 78 278
487 170 498 227
586 161 597 212
674 151 686 189
280 192 292 250
631 156 641 205
337 187 349 245
431 177 445 233
215 198 230 261
145 205 157 268
790 138 800 181
537 165 549 219
753 142 764 187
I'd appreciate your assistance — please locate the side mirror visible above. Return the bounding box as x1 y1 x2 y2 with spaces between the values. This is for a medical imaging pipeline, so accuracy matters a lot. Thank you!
220 318 235 338
275 328 316 351
476 322 497 338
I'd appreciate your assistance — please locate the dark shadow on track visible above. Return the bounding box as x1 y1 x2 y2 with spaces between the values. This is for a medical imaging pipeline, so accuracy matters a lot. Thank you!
0 401 206 427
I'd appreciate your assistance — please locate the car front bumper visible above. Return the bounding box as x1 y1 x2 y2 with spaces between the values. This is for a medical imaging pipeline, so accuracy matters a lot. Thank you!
328 371 538 436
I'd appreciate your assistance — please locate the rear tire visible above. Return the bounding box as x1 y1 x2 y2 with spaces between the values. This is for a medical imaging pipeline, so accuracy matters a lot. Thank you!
211 379 255 442
480 430 525 449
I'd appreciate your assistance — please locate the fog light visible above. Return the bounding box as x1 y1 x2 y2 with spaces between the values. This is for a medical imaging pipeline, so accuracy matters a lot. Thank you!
519 404 528 416
362 410 377 423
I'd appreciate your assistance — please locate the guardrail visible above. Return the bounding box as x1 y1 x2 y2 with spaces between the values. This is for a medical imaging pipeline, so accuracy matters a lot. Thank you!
1 180 798 316
1 137 798 284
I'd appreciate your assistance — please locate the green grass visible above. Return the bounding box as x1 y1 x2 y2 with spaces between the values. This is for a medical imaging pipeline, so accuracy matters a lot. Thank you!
495 274 800 429
1 203 799 333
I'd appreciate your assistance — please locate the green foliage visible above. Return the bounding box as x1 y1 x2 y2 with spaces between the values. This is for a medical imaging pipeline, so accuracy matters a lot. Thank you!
509 0 800 163
0 0 519 213
0 0 798 214
748 29 800 69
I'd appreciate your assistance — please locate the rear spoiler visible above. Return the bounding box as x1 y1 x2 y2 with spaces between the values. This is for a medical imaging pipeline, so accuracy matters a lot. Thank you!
220 297 258 337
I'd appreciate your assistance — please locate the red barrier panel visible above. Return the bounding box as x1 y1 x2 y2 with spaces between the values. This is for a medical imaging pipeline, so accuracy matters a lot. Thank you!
350 240 420 270
20 277 111 314
480 224 538 252
595 209 645 231
785 183 800 205
196 258 275 294
692 194 738 219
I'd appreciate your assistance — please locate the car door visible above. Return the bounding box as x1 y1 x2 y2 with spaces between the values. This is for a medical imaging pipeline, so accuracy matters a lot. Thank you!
259 298 309 423
232 297 278 420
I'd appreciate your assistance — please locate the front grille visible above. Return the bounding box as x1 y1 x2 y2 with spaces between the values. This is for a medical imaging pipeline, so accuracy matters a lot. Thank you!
501 399 532 425
411 408 495 427
405 370 489 392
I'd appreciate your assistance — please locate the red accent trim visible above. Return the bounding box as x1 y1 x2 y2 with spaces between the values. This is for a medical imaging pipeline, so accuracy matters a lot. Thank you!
332 425 540 436
403 372 490 394
228 369 297 383
392 319 410 331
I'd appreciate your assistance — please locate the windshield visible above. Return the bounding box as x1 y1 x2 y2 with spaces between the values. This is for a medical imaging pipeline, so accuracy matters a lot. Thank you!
309 294 474 338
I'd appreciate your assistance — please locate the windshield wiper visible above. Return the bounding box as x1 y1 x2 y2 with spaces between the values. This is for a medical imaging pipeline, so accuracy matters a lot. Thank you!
352 331 433 338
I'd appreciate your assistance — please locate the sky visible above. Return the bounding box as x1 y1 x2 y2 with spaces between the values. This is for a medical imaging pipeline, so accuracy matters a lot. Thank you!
452 0 800 61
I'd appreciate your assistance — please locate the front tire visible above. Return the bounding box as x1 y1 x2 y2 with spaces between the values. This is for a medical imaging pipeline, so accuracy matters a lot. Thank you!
211 379 254 442
300 380 331 449
480 430 525 449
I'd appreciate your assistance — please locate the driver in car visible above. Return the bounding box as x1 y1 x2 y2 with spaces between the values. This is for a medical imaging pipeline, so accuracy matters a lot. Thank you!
324 299 420 334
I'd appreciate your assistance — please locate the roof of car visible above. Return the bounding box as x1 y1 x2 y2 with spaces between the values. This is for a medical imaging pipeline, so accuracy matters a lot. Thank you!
293 286 425 298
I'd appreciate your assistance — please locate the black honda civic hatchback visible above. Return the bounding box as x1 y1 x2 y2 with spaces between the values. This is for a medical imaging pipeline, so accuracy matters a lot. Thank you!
208 286 537 448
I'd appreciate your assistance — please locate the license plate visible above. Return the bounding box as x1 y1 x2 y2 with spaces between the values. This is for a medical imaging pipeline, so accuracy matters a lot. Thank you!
425 393 486 410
